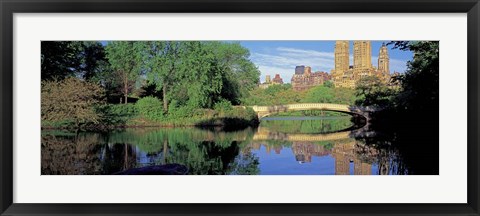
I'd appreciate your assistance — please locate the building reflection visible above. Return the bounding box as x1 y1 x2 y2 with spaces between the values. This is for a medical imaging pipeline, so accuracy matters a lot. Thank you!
291 142 330 163
331 141 372 175
244 139 395 175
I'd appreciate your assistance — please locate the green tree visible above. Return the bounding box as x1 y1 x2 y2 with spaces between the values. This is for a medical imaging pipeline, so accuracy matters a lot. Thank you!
41 41 109 82
179 42 223 109
355 76 395 107
333 87 356 105
241 84 306 106
323 80 334 88
142 41 259 111
142 41 183 111
80 41 109 81
390 41 439 117
207 42 260 104
105 41 143 104
41 41 83 81
302 85 335 103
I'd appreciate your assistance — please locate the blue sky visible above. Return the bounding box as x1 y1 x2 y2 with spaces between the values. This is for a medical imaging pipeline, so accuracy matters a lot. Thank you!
239 41 413 83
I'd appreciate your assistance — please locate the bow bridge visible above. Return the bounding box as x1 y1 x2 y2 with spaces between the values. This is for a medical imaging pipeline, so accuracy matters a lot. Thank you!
250 103 379 119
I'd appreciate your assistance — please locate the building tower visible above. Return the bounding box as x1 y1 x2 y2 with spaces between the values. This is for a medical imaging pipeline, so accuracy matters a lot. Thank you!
304 66 312 75
272 74 284 84
378 43 390 76
295 65 305 75
265 75 271 83
353 41 372 69
334 41 350 74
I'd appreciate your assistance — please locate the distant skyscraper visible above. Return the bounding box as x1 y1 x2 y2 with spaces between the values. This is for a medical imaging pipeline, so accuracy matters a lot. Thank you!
304 66 312 75
272 74 284 84
259 74 283 89
332 40 390 88
353 41 372 70
378 43 390 75
295 65 305 75
334 41 350 74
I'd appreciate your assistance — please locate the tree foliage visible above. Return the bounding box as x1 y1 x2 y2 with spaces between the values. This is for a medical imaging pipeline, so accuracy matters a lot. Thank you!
41 77 106 127
41 41 110 81
207 42 260 104
303 86 335 103
141 41 181 111
352 41 439 118
242 84 306 106
41 41 83 80
389 41 439 116
323 80 334 88
139 41 260 112
105 41 144 104
179 42 223 109
80 41 110 81
135 96 164 121
302 82 356 105
354 76 396 107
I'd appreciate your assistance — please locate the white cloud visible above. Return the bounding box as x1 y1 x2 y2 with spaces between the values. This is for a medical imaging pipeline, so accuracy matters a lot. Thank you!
251 47 335 83
257 65 295 84
276 47 335 58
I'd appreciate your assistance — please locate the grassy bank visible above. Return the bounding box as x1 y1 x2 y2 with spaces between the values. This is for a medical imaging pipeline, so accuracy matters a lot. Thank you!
41 104 259 131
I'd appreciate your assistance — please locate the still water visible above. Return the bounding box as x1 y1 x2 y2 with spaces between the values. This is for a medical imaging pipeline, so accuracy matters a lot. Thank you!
41 116 414 175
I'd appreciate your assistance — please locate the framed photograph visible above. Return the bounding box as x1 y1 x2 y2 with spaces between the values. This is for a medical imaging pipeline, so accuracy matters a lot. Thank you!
1 0 479 215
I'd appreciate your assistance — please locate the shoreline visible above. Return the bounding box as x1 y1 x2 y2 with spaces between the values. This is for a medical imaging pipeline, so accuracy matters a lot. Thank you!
41 117 260 131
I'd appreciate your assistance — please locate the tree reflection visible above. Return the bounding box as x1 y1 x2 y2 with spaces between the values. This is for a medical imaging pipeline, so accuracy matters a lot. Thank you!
42 116 431 175
42 133 103 174
259 117 354 134
42 128 260 175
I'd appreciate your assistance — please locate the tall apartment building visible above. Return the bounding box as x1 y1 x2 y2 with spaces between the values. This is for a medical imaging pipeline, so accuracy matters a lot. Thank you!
353 41 372 70
333 41 391 88
334 41 350 74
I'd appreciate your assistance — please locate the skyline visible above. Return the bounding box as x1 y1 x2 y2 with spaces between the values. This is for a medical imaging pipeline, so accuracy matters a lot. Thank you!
240 41 413 83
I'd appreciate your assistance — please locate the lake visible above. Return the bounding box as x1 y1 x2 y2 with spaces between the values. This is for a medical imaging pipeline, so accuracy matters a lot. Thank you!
41 116 436 175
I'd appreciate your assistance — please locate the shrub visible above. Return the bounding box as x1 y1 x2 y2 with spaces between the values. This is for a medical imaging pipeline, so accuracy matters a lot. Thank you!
168 105 196 119
41 77 105 128
213 99 233 113
224 107 258 123
108 103 137 116
97 103 138 126
135 96 164 121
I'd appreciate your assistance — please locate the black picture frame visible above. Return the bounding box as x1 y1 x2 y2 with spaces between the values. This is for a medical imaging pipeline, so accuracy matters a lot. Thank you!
1 0 479 215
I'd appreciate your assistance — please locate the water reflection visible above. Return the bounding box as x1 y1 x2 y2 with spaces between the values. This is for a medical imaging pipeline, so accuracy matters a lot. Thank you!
41 116 410 175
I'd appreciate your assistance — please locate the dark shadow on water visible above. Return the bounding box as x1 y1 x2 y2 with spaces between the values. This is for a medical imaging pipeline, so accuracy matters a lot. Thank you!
194 117 259 132
361 111 439 175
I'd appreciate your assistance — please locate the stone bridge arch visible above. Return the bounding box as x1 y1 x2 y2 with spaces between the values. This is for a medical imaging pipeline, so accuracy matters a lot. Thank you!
250 103 377 120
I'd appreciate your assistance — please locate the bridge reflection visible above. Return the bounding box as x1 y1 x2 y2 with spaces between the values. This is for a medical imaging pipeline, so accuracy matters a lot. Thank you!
244 126 392 175
252 126 352 142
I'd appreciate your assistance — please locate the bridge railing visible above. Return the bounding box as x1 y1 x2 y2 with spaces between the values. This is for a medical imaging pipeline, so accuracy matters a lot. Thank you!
251 103 381 113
